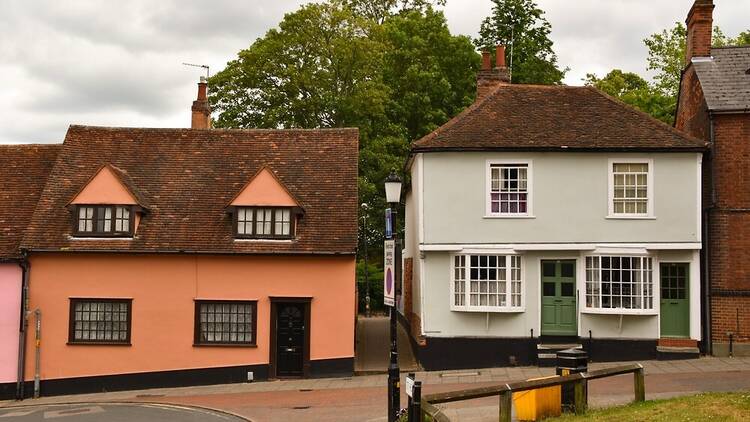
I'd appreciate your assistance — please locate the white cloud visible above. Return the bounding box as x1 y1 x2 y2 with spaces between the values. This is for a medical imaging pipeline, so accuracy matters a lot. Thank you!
0 0 747 144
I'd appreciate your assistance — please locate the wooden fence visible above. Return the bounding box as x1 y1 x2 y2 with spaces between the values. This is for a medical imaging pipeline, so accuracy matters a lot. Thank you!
409 363 645 422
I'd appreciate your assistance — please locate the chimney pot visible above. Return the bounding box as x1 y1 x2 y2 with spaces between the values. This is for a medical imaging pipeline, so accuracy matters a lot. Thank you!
495 45 506 68
481 51 491 70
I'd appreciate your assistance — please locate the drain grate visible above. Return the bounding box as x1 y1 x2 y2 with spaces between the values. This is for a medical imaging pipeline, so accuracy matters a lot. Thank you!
136 394 166 398
299 389 314 392
440 371 481 378
293 406 311 410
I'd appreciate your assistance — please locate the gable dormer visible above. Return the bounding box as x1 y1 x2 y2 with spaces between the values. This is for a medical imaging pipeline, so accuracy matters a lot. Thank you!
68 165 147 237
228 167 303 239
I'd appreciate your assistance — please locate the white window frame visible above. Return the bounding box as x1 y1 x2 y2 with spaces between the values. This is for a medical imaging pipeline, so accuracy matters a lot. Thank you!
581 254 657 315
607 158 655 219
485 159 534 218
450 253 525 313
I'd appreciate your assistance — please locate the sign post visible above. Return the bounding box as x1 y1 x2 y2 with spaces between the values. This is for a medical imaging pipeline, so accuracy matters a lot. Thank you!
383 239 395 307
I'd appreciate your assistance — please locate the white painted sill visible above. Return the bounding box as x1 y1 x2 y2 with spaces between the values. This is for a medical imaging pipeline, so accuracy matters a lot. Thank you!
450 307 526 313
605 215 657 220
580 308 658 316
484 214 536 219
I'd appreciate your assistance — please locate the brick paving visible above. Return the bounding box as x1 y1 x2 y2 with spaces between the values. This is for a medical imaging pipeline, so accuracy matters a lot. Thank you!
2 357 750 421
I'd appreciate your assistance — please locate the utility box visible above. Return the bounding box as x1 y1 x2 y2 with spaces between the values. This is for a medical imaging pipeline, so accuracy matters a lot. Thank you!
556 348 588 411
512 376 561 421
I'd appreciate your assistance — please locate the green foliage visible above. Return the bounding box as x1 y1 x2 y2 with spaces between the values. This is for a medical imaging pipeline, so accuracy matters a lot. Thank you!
357 258 385 312
476 0 566 85
584 70 674 124
209 1 478 258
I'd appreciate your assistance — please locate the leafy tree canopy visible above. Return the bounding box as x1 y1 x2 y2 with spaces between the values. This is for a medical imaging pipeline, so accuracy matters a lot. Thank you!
209 1 478 254
476 0 567 85
584 70 673 124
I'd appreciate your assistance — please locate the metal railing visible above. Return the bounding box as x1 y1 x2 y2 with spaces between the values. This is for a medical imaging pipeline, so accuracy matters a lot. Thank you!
408 363 645 422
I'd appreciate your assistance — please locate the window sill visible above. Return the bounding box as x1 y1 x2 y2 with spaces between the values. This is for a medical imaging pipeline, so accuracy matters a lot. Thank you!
67 342 131 346
69 236 135 240
484 215 536 219
193 343 258 348
451 307 525 313
233 238 294 243
605 215 656 220
580 308 657 316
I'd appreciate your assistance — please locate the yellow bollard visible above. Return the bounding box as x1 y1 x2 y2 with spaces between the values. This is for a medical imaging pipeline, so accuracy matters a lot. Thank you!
512 376 562 421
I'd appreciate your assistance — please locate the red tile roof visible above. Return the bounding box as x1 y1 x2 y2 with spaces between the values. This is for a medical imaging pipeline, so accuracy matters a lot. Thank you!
21 125 358 255
412 85 707 152
0 144 61 259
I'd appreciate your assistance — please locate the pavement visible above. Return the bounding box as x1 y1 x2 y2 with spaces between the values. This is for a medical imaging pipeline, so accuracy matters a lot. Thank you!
354 316 420 374
2 357 750 421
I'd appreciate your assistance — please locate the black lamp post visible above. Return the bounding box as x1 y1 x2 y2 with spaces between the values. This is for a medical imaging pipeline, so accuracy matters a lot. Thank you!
384 169 402 422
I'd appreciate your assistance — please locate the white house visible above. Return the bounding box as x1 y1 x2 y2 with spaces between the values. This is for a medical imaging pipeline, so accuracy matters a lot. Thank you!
401 49 708 369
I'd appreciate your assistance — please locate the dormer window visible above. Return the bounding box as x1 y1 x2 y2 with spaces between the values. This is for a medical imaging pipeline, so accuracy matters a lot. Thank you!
75 205 134 237
235 207 294 239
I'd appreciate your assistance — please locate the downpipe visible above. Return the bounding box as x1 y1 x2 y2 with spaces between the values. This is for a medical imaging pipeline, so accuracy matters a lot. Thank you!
15 256 29 400
33 309 41 398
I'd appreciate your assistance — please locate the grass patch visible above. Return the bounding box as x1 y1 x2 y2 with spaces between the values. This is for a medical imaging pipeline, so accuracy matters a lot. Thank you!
546 392 750 421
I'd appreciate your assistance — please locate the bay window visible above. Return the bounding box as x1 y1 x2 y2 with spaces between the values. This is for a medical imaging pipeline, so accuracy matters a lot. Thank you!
585 255 654 311
452 254 523 311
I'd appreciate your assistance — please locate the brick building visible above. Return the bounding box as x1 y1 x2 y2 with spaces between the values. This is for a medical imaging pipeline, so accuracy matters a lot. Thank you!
676 0 750 356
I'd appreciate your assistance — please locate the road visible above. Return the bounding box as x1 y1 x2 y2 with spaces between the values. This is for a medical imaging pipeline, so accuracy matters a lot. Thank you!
0 403 246 421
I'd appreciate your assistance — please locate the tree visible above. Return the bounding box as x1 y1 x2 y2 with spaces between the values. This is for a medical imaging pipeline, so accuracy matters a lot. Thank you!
209 1 478 259
476 0 566 85
644 23 750 99
584 70 674 124
209 3 389 131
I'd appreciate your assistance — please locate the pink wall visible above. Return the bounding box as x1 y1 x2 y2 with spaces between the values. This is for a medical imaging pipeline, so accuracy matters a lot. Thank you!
0 263 21 383
26 253 355 381
230 168 298 206
70 166 137 205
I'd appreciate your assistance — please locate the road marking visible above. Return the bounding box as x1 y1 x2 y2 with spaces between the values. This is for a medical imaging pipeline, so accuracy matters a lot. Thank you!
0 409 38 417
43 406 104 419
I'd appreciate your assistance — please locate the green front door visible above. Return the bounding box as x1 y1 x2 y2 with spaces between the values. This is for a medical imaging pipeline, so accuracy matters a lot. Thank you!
660 263 690 338
541 260 577 336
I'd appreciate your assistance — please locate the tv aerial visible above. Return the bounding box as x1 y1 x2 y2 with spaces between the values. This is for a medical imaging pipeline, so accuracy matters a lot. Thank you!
182 62 210 79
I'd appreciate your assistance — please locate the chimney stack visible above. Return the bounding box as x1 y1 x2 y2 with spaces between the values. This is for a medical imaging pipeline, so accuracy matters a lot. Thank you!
476 45 510 101
191 76 211 129
685 0 714 64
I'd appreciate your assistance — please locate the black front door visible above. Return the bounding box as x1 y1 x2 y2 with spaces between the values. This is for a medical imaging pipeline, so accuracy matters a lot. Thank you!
276 303 306 377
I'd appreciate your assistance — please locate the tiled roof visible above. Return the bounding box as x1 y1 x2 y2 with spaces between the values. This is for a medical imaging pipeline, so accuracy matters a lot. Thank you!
21 125 358 255
0 144 61 259
693 46 750 111
412 85 707 152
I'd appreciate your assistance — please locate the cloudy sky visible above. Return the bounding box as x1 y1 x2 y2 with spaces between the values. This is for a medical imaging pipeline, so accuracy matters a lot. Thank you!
0 0 746 144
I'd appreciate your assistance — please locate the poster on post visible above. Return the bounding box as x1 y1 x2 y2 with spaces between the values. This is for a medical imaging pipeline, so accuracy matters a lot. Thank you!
383 239 395 307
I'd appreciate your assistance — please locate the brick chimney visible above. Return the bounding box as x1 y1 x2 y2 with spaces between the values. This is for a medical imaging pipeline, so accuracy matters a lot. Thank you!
685 0 714 64
476 45 510 100
191 76 211 129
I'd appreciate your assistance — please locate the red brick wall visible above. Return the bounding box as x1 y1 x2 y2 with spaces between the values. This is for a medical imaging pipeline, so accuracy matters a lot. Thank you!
709 114 750 344
675 67 710 140
711 296 750 342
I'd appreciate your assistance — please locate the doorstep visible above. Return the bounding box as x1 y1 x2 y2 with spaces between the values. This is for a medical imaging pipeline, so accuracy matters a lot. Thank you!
657 338 700 360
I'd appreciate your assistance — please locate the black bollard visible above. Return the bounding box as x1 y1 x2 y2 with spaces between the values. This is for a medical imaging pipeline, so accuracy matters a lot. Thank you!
556 348 588 412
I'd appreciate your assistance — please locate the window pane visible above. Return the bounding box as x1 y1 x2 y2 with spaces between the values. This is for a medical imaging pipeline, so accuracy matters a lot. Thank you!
612 163 649 215
197 301 255 344
71 300 129 343
489 164 529 214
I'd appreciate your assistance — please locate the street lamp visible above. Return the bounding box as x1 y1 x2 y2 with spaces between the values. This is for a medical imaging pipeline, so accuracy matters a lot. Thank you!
384 169 402 422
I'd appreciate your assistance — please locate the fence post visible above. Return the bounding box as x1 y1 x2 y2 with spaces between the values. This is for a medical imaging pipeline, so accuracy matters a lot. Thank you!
634 367 645 402
411 381 422 422
574 379 587 414
499 390 512 422
407 373 415 421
